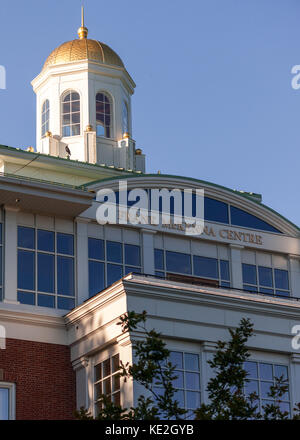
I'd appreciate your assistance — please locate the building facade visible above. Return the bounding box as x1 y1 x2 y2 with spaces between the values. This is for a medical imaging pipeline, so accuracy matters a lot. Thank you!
1 15 300 420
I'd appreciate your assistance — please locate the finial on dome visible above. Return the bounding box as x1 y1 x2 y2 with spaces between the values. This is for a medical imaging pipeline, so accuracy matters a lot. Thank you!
78 6 88 39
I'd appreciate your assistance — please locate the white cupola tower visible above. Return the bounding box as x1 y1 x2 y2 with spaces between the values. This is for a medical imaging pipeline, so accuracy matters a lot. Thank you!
31 8 145 172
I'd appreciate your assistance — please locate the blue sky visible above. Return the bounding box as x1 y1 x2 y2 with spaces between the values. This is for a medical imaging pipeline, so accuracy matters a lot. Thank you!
0 0 300 226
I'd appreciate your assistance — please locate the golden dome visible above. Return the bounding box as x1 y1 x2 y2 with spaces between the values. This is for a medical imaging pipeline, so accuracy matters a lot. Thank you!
43 38 124 70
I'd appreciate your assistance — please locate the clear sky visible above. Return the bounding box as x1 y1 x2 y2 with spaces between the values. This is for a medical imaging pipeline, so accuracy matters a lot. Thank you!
0 0 300 226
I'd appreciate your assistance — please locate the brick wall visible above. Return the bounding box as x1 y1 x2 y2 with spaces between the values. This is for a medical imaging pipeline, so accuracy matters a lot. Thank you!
0 338 76 420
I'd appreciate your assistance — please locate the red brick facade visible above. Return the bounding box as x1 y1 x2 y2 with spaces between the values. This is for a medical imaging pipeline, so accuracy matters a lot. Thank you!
0 338 76 420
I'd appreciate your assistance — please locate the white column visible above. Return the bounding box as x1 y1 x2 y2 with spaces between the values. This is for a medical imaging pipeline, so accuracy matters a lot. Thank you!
76 218 90 305
290 354 300 413
201 342 217 404
229 244 244 290
4 206 19 304
141 229 156 275
73 357 89 411
288 255 300 298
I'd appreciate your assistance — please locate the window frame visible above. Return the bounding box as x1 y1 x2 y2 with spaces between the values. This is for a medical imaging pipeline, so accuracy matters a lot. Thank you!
93 351 121 416
96 91 113 139
0 382 16 420
122 99 129 135
242 260 290 297
155 248 231 288
41 99 50 138
88 238 142 297
153 349 201 419
243 360 291 416
17 225 76 310
61 90 81 138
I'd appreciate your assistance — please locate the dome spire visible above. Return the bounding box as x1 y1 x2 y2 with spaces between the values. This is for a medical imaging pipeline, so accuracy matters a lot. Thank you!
78 6 88 39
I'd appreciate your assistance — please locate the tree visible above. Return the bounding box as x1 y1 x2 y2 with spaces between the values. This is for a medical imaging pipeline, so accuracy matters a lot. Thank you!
75 311 296 420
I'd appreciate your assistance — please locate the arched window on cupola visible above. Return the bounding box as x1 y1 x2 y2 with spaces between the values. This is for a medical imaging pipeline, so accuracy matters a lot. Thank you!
62 91 80 137
96 92 112 138
41 99 50 138
122 100 129 135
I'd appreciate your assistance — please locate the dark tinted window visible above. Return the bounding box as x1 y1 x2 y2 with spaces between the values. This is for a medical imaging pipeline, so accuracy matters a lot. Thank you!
230 206 281 233
18 227 35 249
204 197 229 224
193 256 218 279
89 261 105 297
166 251 191 275
88 238 104 260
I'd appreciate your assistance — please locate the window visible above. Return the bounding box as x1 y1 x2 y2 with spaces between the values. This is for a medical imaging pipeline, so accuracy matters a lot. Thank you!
88 239 141 297
230 206 281 234
244 361 290 416
153 351 201 419
205 197 229 224
0 383 15 420
62 91 80 137
94 354 121 415
122 100 129 135
41 99 50 137
96 92 112 138
242 263 290 297
17 226 75 310
155 249 231 287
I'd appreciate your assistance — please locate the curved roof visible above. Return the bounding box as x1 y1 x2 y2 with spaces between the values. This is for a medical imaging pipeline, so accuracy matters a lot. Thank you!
43 39 124 70
84 173 300 236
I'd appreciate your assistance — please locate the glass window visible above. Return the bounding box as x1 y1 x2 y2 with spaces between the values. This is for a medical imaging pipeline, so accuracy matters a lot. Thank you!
57 256 74 296
0 388 9 420
244 361 290 415
242 264 257 285
94 354 120 415
154 351 201 419
204 197 229 224
124 244 140 266
58 297 75 310
88 238 104 261
62 91 80 137
242 263 290 297
107 241 122 263
89 261 105 297
166 251 191 275
220 260 230 281
274 269 289 290
154 249 164 271
38 294 55 308
17 291 35 306
18 226 35 249
122 100 129 135
57 233 74 256
38 253 55 293
18 250 35 290
230 206 281 233
258 266 273 287
17 227 75 310
96 92 112 138
41 99 50 138
38 230 54 252
107 264 123 286
193 256 218 279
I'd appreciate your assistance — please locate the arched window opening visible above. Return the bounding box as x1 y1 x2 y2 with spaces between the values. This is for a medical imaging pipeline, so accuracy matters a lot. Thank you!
62 91 80 137
122 100 129 135
41 100 50 138
96 92 112 138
